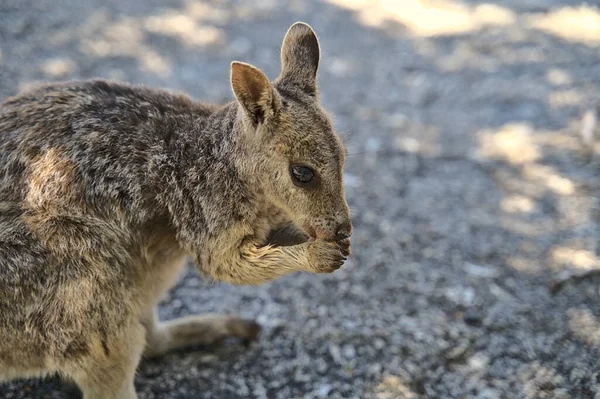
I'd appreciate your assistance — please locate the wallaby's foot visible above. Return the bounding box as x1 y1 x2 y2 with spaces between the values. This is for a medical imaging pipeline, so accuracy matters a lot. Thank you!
144 314 261 358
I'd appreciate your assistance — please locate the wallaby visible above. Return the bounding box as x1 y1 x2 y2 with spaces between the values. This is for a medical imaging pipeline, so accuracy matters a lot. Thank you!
0 22 351 398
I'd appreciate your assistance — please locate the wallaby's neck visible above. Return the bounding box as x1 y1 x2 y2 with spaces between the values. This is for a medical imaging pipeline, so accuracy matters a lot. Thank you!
187 100 260 188
155 99 259 239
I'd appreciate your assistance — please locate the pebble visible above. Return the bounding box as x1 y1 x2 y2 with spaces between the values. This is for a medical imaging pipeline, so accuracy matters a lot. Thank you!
342 344 356 360
316 384 332 397
463 309 483 326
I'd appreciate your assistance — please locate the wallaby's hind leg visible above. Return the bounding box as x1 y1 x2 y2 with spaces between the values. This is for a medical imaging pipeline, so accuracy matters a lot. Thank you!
66 322 145 399
142 308 261 358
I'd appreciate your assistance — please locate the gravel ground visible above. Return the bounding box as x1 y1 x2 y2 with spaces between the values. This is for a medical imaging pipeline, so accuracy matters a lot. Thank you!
1 0 600 398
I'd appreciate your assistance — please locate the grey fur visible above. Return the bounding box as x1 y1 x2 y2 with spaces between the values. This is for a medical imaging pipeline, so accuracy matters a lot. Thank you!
0 22 350 398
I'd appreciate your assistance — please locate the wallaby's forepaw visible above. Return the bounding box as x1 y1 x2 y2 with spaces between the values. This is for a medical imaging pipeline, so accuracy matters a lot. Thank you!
308 239 347 273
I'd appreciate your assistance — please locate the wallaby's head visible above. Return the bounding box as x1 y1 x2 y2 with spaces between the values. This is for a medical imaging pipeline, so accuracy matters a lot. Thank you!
231 22 351 242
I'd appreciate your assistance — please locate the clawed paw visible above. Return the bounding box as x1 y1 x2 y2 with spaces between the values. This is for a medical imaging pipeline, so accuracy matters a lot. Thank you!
308 239 347 273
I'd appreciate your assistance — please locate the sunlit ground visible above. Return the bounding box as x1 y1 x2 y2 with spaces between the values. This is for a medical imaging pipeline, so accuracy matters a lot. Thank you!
326 0 600 43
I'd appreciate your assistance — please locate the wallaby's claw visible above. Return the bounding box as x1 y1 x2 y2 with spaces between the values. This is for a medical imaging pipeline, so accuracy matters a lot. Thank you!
337 237 351 257
227 317 262 344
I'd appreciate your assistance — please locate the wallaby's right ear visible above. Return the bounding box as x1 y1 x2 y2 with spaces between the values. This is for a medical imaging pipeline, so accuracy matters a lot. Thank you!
231 61 281 125
278 22 320 96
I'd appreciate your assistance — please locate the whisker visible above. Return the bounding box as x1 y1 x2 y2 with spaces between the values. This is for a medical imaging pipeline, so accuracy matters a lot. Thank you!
348 219 367 228
349 205 386 213
268 220 296 244
335 129 353 142
346 149 390 157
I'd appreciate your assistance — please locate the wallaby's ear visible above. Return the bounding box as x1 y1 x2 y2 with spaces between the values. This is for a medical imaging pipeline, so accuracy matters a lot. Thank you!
278 22 320 96
231 61 280 125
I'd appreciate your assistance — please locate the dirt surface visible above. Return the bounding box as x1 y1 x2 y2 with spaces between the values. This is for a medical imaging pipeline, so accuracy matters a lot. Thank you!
1 0 599 398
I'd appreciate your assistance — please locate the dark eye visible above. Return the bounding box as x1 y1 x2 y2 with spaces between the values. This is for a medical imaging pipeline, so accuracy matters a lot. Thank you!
290 165 315 184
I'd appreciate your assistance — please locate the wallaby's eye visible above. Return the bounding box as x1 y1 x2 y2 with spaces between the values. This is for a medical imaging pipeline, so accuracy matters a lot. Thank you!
291 165 314 182
290 165 315 186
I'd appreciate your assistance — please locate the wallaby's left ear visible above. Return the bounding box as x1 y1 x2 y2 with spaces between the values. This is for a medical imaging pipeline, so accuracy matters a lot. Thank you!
231 61 281 125
278 22 320 96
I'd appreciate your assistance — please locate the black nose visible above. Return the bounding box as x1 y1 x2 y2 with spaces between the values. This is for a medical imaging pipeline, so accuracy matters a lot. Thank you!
335 221 352 240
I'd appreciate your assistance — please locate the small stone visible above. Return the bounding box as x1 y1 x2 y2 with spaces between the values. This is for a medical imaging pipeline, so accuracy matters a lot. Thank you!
468 353 490 370
316 359 328 373
368 363 382 375
569 367 586 383
445 343 470 361
476 388 501 399
293 370 310 382
342 344 356 360
446 286 476 306
463 288 475 305
329 344 342 364
464 309 483 326
464 262 499 278
170 298 184 310
374 338 386 350
552 389 571 399
317 384 332 397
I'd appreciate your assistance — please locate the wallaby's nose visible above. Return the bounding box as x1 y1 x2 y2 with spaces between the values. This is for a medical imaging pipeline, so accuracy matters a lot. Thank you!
335 221 352 240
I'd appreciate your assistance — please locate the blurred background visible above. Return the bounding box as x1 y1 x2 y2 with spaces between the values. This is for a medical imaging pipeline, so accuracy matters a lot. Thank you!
1 0 599 398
